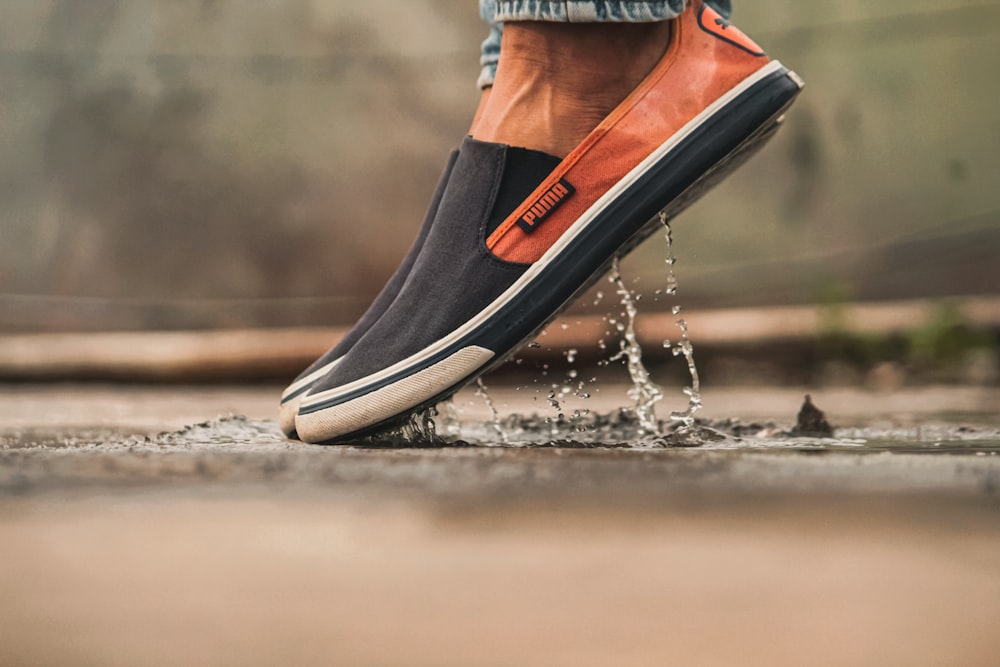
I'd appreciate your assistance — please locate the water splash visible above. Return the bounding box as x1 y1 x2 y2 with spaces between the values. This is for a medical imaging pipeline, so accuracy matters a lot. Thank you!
475 377 509 443
418 211 703 446
396 406 442 442
608 256 664 435
660 212 679 297
659 211 703 427
544 367 594 435
435 397 462 439
352 406 446 446
668 306 703 427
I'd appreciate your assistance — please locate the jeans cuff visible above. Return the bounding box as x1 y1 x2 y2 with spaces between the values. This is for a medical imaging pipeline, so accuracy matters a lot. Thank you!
493 1 687 22
478 64 498 89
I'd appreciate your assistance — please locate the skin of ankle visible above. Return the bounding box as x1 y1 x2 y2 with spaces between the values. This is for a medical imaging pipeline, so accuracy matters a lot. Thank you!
473 20 672 157
469 87 492 135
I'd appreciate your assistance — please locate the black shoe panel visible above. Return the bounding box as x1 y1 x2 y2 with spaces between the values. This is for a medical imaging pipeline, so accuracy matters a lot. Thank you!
280 148 460 401
306 138 561 394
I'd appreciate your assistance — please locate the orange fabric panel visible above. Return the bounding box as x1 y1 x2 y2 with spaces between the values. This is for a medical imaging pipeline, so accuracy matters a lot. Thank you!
486 0 769 265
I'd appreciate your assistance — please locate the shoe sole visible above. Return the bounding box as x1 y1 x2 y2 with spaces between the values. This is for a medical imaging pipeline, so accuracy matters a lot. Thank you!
297 62 803 444
278 358 341 437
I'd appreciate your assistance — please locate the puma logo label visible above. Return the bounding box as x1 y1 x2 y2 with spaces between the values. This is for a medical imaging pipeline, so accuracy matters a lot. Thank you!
516 178 575 233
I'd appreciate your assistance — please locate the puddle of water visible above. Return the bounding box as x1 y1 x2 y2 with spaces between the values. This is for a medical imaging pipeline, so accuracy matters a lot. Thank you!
335 401 1000 453
4 411 999 455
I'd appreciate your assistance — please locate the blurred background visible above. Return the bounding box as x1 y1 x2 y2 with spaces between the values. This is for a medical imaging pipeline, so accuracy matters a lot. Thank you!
1 0 998 383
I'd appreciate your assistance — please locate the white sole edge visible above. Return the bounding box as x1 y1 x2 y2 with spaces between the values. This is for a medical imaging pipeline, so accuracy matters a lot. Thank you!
295 346 493 442
280 358 341 403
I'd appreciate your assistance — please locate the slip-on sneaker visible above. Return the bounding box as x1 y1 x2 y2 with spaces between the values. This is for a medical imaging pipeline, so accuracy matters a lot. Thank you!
296 0 803 444
277 149 459 438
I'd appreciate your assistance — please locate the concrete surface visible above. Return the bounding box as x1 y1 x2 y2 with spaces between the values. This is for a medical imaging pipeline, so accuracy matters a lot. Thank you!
2 383 999 665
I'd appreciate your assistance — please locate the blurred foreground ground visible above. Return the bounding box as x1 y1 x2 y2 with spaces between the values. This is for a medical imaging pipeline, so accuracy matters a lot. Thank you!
2 382 999 666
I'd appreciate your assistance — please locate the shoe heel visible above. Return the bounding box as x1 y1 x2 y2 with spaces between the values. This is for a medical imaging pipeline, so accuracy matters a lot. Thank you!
621 68 803 256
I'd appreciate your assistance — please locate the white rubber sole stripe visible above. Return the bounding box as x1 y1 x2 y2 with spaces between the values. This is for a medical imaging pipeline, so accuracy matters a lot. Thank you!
280 358 341 404
295 346 493 443
279 358 341 436
300 61 790 413
278 393 305 437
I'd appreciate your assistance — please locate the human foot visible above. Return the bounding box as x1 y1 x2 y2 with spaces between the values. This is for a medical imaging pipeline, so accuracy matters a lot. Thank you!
472 20 672 157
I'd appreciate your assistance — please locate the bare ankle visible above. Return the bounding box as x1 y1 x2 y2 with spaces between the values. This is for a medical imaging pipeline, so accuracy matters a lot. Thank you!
473 20 672 156
469 87 492 135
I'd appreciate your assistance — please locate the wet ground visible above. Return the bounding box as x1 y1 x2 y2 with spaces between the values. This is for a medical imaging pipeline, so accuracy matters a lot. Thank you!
2 383 999 666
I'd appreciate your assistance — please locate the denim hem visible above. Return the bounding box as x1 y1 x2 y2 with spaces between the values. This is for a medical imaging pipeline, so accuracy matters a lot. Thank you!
477 18 503 88
478 64 498 89
478 0 733 85
494 1 687 22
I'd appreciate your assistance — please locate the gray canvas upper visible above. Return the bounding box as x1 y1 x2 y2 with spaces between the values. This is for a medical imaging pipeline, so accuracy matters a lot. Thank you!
305 137 560 396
